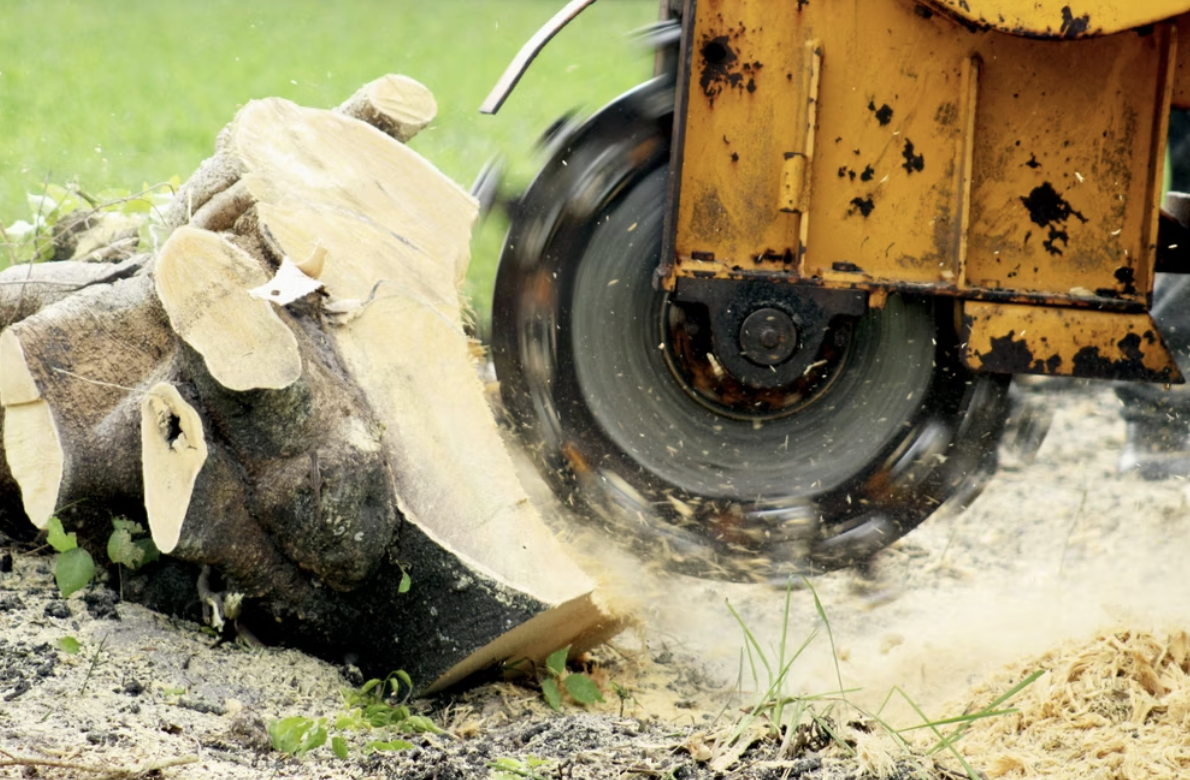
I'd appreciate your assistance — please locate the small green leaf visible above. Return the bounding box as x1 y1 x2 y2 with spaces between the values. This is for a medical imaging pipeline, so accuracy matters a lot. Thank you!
267 716 312 755
545 646 569 677
301 724 327 755
107 527 142 568
46 517 77 553
58 636 81 655
402 714 443 734
563 673 604 705
331 735 349 759
398 570 411 594
54 547 95 597
111 518 141 533
107 519 159 571
134 538 160 566
541 677 562 711
394 669 413 695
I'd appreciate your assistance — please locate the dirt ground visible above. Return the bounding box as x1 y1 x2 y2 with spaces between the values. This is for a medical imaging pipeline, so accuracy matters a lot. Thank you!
3 380 1190 779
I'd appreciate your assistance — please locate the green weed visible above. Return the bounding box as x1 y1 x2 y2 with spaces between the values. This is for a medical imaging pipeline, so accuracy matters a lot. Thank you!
43 515 161 599
488 755 553 780
45 517 94 598
268 716 328 758
539 645 604 711
720 578 1042 780
269 670 440 760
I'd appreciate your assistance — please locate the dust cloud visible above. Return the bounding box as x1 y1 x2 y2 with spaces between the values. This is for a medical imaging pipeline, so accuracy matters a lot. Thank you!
537 384 1190 726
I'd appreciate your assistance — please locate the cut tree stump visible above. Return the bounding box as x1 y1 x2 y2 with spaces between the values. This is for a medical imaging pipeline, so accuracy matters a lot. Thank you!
0 75 623 692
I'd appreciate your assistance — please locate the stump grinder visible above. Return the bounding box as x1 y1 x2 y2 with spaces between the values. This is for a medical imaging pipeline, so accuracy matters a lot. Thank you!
482 0 1190 581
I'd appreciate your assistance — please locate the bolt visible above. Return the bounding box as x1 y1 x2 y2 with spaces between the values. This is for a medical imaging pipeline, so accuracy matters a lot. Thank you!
740 308 798 366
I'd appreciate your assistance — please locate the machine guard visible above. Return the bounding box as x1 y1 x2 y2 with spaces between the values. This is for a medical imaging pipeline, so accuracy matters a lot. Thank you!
662 0 1188 383
480 0 600 114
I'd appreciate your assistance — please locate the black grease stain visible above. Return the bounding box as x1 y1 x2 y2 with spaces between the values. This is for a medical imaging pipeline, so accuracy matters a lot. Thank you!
977 330 1171 380
1040 353 1063 373
1071 333 1173 381
699 36 742 104
837 166 849 178
901 140 924 174
1059 6 1090 38
973 333 1062 375
1020 182 1087 256
850 197 875 218
979 331 1035 373
798 0 809 8
1119 333 1145 362
915 5 934 19
731 152 739 162
1114 266 1137 295
867 101 894 126
1025 154 1041 169
860 165 875 182
832 262 863 272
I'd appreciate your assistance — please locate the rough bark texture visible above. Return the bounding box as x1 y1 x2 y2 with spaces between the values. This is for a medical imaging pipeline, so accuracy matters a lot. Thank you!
0 75 622 692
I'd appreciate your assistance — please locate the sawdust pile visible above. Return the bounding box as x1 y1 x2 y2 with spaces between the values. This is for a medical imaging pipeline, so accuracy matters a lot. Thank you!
950 628 1190 779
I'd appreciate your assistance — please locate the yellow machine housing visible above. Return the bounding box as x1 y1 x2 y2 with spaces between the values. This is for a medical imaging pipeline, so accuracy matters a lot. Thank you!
663 0 1190 381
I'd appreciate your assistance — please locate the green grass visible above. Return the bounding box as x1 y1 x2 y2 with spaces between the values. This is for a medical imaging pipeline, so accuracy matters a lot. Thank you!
0 0 658 324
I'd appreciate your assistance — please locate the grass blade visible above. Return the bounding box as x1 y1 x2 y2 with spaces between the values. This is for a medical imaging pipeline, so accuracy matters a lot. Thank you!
804 577 848 706
895 687 980 780
924 669 1045 755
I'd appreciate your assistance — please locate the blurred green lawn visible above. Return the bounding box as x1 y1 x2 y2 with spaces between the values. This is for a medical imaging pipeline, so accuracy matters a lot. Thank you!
0 0 657 326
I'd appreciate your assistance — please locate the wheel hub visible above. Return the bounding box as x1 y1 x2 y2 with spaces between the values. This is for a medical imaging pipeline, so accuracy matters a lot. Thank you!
740 307 798 366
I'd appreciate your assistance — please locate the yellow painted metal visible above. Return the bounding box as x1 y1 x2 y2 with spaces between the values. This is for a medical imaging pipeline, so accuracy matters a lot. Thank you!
1173 13 1190 107
780 154 807 213
670 0 1184 380
922 0 1190 38
962 301 1183 382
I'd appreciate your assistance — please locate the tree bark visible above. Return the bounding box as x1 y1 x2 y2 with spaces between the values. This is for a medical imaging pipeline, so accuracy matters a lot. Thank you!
0 75 623 692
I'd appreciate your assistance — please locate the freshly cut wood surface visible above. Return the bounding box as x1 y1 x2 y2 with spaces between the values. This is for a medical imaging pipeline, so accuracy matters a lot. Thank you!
0 274 174 529
141 382 208 555
226 96 599 607
336 74 437 143
0 77 622 691
155 226 302 392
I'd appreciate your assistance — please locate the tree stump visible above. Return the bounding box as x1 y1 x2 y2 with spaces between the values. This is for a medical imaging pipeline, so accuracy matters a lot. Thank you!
0 76 623 692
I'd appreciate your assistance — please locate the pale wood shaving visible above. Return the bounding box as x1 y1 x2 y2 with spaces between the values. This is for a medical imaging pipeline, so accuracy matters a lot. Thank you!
941 628 1190 779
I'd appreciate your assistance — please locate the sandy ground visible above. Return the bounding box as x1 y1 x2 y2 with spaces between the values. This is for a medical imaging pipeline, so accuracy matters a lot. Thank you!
2 381 1189 779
